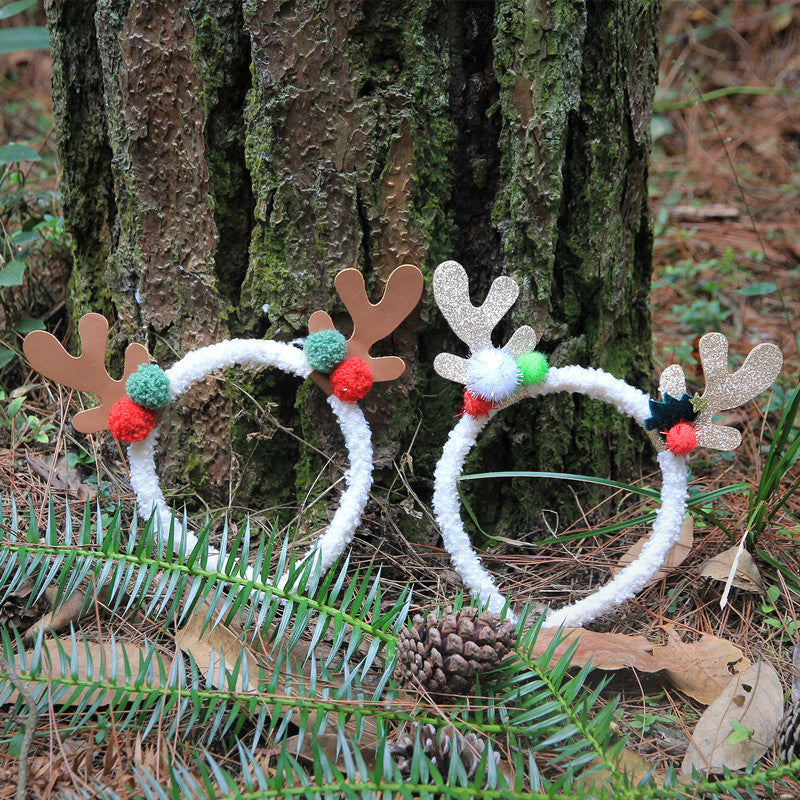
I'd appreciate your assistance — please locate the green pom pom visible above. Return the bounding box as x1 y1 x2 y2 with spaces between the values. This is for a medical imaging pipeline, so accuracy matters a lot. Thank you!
126 363 171 409
304 329 347 372
517 352 549 385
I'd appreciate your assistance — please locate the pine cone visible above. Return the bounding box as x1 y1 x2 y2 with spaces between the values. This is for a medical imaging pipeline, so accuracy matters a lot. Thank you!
389 723 498 780
0 578 47 630
776 641 800 761
776 701 800 762
396 606 516 697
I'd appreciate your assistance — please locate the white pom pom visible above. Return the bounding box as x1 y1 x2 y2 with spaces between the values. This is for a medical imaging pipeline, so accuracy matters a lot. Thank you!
466 348 520 401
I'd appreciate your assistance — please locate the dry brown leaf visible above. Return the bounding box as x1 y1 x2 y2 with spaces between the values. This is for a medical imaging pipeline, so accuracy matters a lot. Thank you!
530 627 684 672
681 660 784 775
700 546 763 592
174 611 260 693
651 626 751 705
22 586 102 644
530 625 752 691
25 454 94 500
23 636 170 706
613 516 694 585
577 747 661 793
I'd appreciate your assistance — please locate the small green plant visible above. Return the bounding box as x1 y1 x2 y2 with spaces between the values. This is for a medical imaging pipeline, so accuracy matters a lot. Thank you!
652 248 752 336
0 0 66 380
747 382 800 543
669 297 732 335
760 584 800 640
728 720 754 746
629 710 681 736
0 144 64 369
66 448 95 469
0 387 56 445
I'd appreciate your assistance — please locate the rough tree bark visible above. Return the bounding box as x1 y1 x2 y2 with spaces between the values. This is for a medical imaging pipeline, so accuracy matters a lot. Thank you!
44 0 660 537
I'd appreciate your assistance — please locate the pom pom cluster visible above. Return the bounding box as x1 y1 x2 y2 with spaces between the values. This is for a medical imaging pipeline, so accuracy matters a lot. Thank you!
462 349 549 417
108 364 172 442
304 329 374 403
645 392 699 456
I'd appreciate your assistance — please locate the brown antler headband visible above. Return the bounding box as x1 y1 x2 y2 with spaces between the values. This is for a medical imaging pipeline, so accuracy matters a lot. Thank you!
23 313 150 434
306 264 424 395
24 266 424 438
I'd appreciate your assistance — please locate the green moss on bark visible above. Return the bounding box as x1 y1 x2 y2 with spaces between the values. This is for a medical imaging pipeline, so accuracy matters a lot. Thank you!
188 0 254 317
44 0 116 322
460 0 660 536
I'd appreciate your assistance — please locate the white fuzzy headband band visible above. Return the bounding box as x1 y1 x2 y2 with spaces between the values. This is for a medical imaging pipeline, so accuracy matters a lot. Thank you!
431 260 783 626
23 266 424 591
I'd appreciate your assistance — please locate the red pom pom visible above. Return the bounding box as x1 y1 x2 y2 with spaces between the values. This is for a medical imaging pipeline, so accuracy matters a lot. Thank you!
107 397 157 442
329 357 373 402
463 389 494 418
665 421 697 455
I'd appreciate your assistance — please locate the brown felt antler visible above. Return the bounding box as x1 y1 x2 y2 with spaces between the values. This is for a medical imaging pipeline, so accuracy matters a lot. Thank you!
308 264 424 387
658 332 783 450
432 260 538 385
23 313 150 434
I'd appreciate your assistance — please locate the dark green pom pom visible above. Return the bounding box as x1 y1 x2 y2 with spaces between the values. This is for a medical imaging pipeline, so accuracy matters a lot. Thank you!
517 352 549 385
644 392 698 435
304 329 347 373
126 364 171 409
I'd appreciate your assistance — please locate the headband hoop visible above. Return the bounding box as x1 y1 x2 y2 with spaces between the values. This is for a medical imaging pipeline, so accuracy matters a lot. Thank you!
431 260 782 625
24 266 424 590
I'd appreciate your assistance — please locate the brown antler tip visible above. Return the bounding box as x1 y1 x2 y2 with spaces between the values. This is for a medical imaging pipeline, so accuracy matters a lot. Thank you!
389 263 425 297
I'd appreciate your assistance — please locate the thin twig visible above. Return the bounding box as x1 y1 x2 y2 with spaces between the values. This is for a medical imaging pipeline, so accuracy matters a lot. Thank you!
0 651 38 800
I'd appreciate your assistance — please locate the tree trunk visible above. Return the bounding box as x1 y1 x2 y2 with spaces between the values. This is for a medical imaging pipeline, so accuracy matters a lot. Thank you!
44 0 659 536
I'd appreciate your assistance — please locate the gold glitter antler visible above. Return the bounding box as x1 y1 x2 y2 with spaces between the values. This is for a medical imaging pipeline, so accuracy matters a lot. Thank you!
432 260 538 384
23 313 150 434
659 332 783 450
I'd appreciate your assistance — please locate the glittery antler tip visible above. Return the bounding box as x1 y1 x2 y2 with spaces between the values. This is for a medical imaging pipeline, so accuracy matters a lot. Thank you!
432 261 538 386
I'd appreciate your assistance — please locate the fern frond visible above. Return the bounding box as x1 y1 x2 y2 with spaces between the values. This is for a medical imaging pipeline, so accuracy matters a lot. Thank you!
11 494 791 800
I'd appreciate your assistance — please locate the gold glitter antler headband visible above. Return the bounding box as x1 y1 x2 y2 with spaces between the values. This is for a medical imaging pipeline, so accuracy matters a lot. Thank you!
648 332 783 453
432 260 539 386
429 260 785 626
